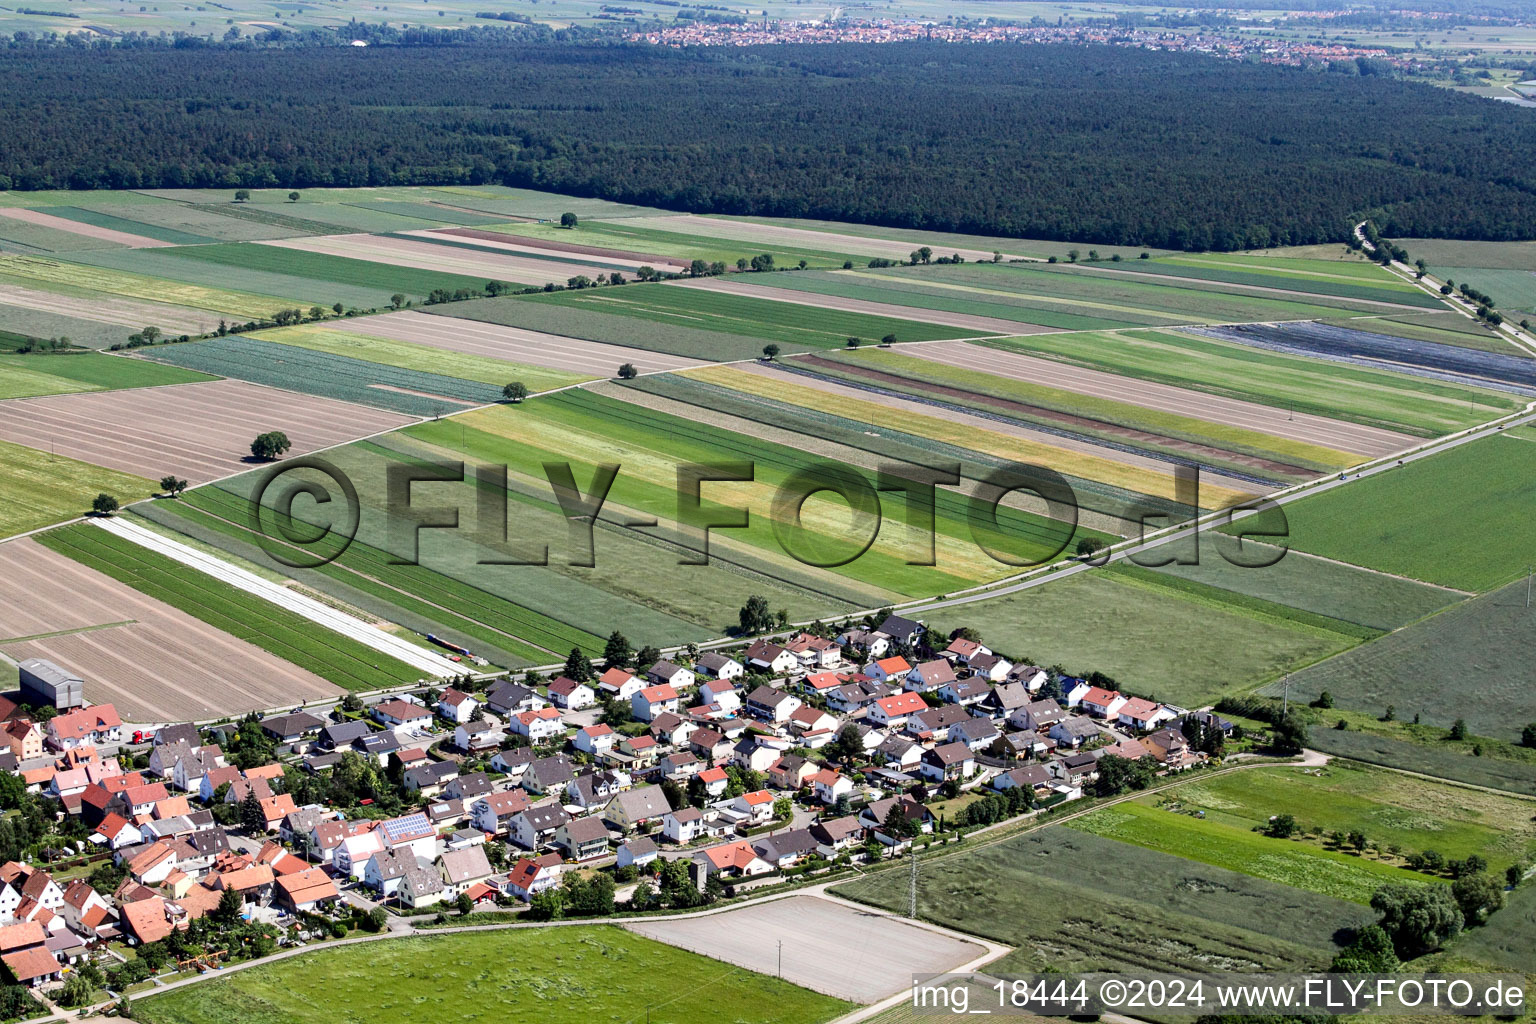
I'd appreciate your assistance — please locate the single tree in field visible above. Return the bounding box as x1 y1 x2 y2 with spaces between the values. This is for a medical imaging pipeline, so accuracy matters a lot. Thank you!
288 191 300 202
389 293 406 310
603 630 633 668
559 212 578 228
689 259 708 277
159 476 188 498
140 326 162 345
309 306 326 321
1067 248 1080 263
762 343 781 361
502 381 528 403
234 189 251 202
880 333 897 346
250 430 292 461
846 336 861 349
1448 718 1468 741
91 493 119 516
332 302 345 315
617 363 638 380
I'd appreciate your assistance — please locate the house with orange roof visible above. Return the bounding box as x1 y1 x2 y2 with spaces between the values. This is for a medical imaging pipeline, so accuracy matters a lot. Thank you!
864 655 912 684
505 854 563 902
731 789 776 825
868 691 926 729
258 794 298 831
694 840 771 879
1 720 41 761
90 812 143 851
275 867 340 913
126 842 179 887
45 704 121 751
1 946 59 987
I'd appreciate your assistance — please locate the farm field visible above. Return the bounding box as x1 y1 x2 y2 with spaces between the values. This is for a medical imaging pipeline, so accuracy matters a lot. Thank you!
159 242 498 305
39 205 212 246
255 233 620 288
1259 428 1536 592
0 279 228 339
482 218 865 268
922 568 1357 707
0 252 294 321
0 303 143 349
0 205 171 248
246 324 591 392
132 926 851 1024
626 896 984 1002
1160 761 1536 873
655 214 1040 264
1456 883 1536 973
0 436 153 538
1326 311 1528 357
0 352 213 399
666 363 1261 514
731 214 1177 262
0 210 132 253
667 276 1043 335
835 826 1370 973
333 310 704 376
36 523 420 696
1092 252 1442 308
1137 536 1464 632
1439 266 1536 314
1069 800 1441 904
1275 578 1536 742
0 535 343 721
798 345 1371 475
403 228 683 273
1307 728 1536 798
0 379 415 482
1397 238 1536 271
977 329 1514 437
139 335 508 417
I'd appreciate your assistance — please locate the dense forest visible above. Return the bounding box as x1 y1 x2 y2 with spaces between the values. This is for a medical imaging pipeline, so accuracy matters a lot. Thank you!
2 43 1535 249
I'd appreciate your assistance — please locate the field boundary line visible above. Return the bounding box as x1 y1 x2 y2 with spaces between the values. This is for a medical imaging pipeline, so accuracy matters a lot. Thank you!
0 619 137 645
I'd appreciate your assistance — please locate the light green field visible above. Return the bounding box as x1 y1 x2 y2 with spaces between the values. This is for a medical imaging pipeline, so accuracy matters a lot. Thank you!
732 214 1178 262
1070 801 1437 904
488 219 866 268
0 437 155 538
1398 238 1536 272
0 252 293 320
1441 266 1536 312
0 352 212 399
133 926 850 1024
1163 761 1536 873
980 329 1515 436
1263 428 1536 592
251 324 590 392
927 568 1356 706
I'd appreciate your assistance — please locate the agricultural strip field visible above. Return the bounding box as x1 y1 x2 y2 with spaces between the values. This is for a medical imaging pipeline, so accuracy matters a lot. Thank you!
51 198 306 243
0 252 295 322
1068 800 1438 904
434 294 825 362
835 827 1371 973
0 280 225 338
626 896 984 1003
1157 761 1536 873
245 324 590 393
860 341 1407 460
1136 537 1464 632
0 436 154 538
139 335 508 417
0 211 129 253
975 330 1514 437
38 206 213 246
0 352 213 399
35 523 420 696
865 262 1406 326
1325 312 1528 358
650 213 1031 263
1306 728 1536 798
412 228 691 273
1091 253 1443 309
255 233 620 288
1274 578 1536 741
0 379 414 482
1439 266 1536 314
666 276 1046 335
159 241 497 304
0 301 173 350
1188 322 1536 393
1252 428 1536 592
731 214 1178 262
497 281 985 353
132 926 851 1024
331 309 704 376
672 363 1263 512
0 535 343 721
0 205 171 248
923 568 1357 707
475 219 860 269
1396 239 1536 271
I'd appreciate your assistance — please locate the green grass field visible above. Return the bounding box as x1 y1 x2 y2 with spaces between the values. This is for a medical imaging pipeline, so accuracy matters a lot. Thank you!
729 215 1178 262
132 926 851 1024
1160 761 1536 873
1455 882 1536 972
42 206 214 245
0 352 213 398
1068 799 1434 904
926 568 1357 706
1306 727 1536 798
1399 238 1536 272
0 438 155 538
0 252 294 321
35 522 420 691
1262 429 1536 591
1278 578 1536 742
835 827 1369 973
488 219 866 268
165 242 498 303
979 328 1514 437
1097 253 1441 308
250 324 590 393
1440 266 1536 313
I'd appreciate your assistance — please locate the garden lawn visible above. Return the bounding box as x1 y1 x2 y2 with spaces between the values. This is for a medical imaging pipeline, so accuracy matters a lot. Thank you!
132 926 851 1024
1259 428 1536 591
1163 762 1536 872
979 328 1510 436
927 569 1356 706
250 325 590 393
834 827 1368 973
0 438 154 538
1068 800 1433 904
36 522 420 692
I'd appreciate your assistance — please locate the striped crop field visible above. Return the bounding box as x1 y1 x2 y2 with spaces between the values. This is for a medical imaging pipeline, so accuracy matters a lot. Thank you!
0 252 294 320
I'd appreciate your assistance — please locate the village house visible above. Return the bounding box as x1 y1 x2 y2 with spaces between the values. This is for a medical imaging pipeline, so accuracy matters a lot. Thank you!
646 661 695 691
1010 698 1066 733
554 816 611 861
597 667 644 701
470 790 532 836
694 652 744 681
1049 716 1101 749
784 632 841 670
744 686 802 724
875 614 924 647
545 677 596 710
936 677 990 707
863 655 912 685
573 723 617 756
906 704 973 742
753 827 819 868
949 716 1001 752
509 803 570 850
744 640 800 676
836 628 890 659
603 786 672 833
509 707 566 744
483 681 545 717
371 699 433 735
632 684 680 723
695 841 772 880
920 742 976 782
505 854 563 902
1 721 41 762
905 659 957 693
809 768 853 805
454 719 502 754
1117 698 1177 733
438 846 494 893
616 837 658 871
436 688 479 724
46 704 122 751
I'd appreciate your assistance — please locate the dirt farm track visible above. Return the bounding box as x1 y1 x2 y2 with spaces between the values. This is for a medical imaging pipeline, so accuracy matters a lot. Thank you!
0 378 415 483
0 537 340 722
